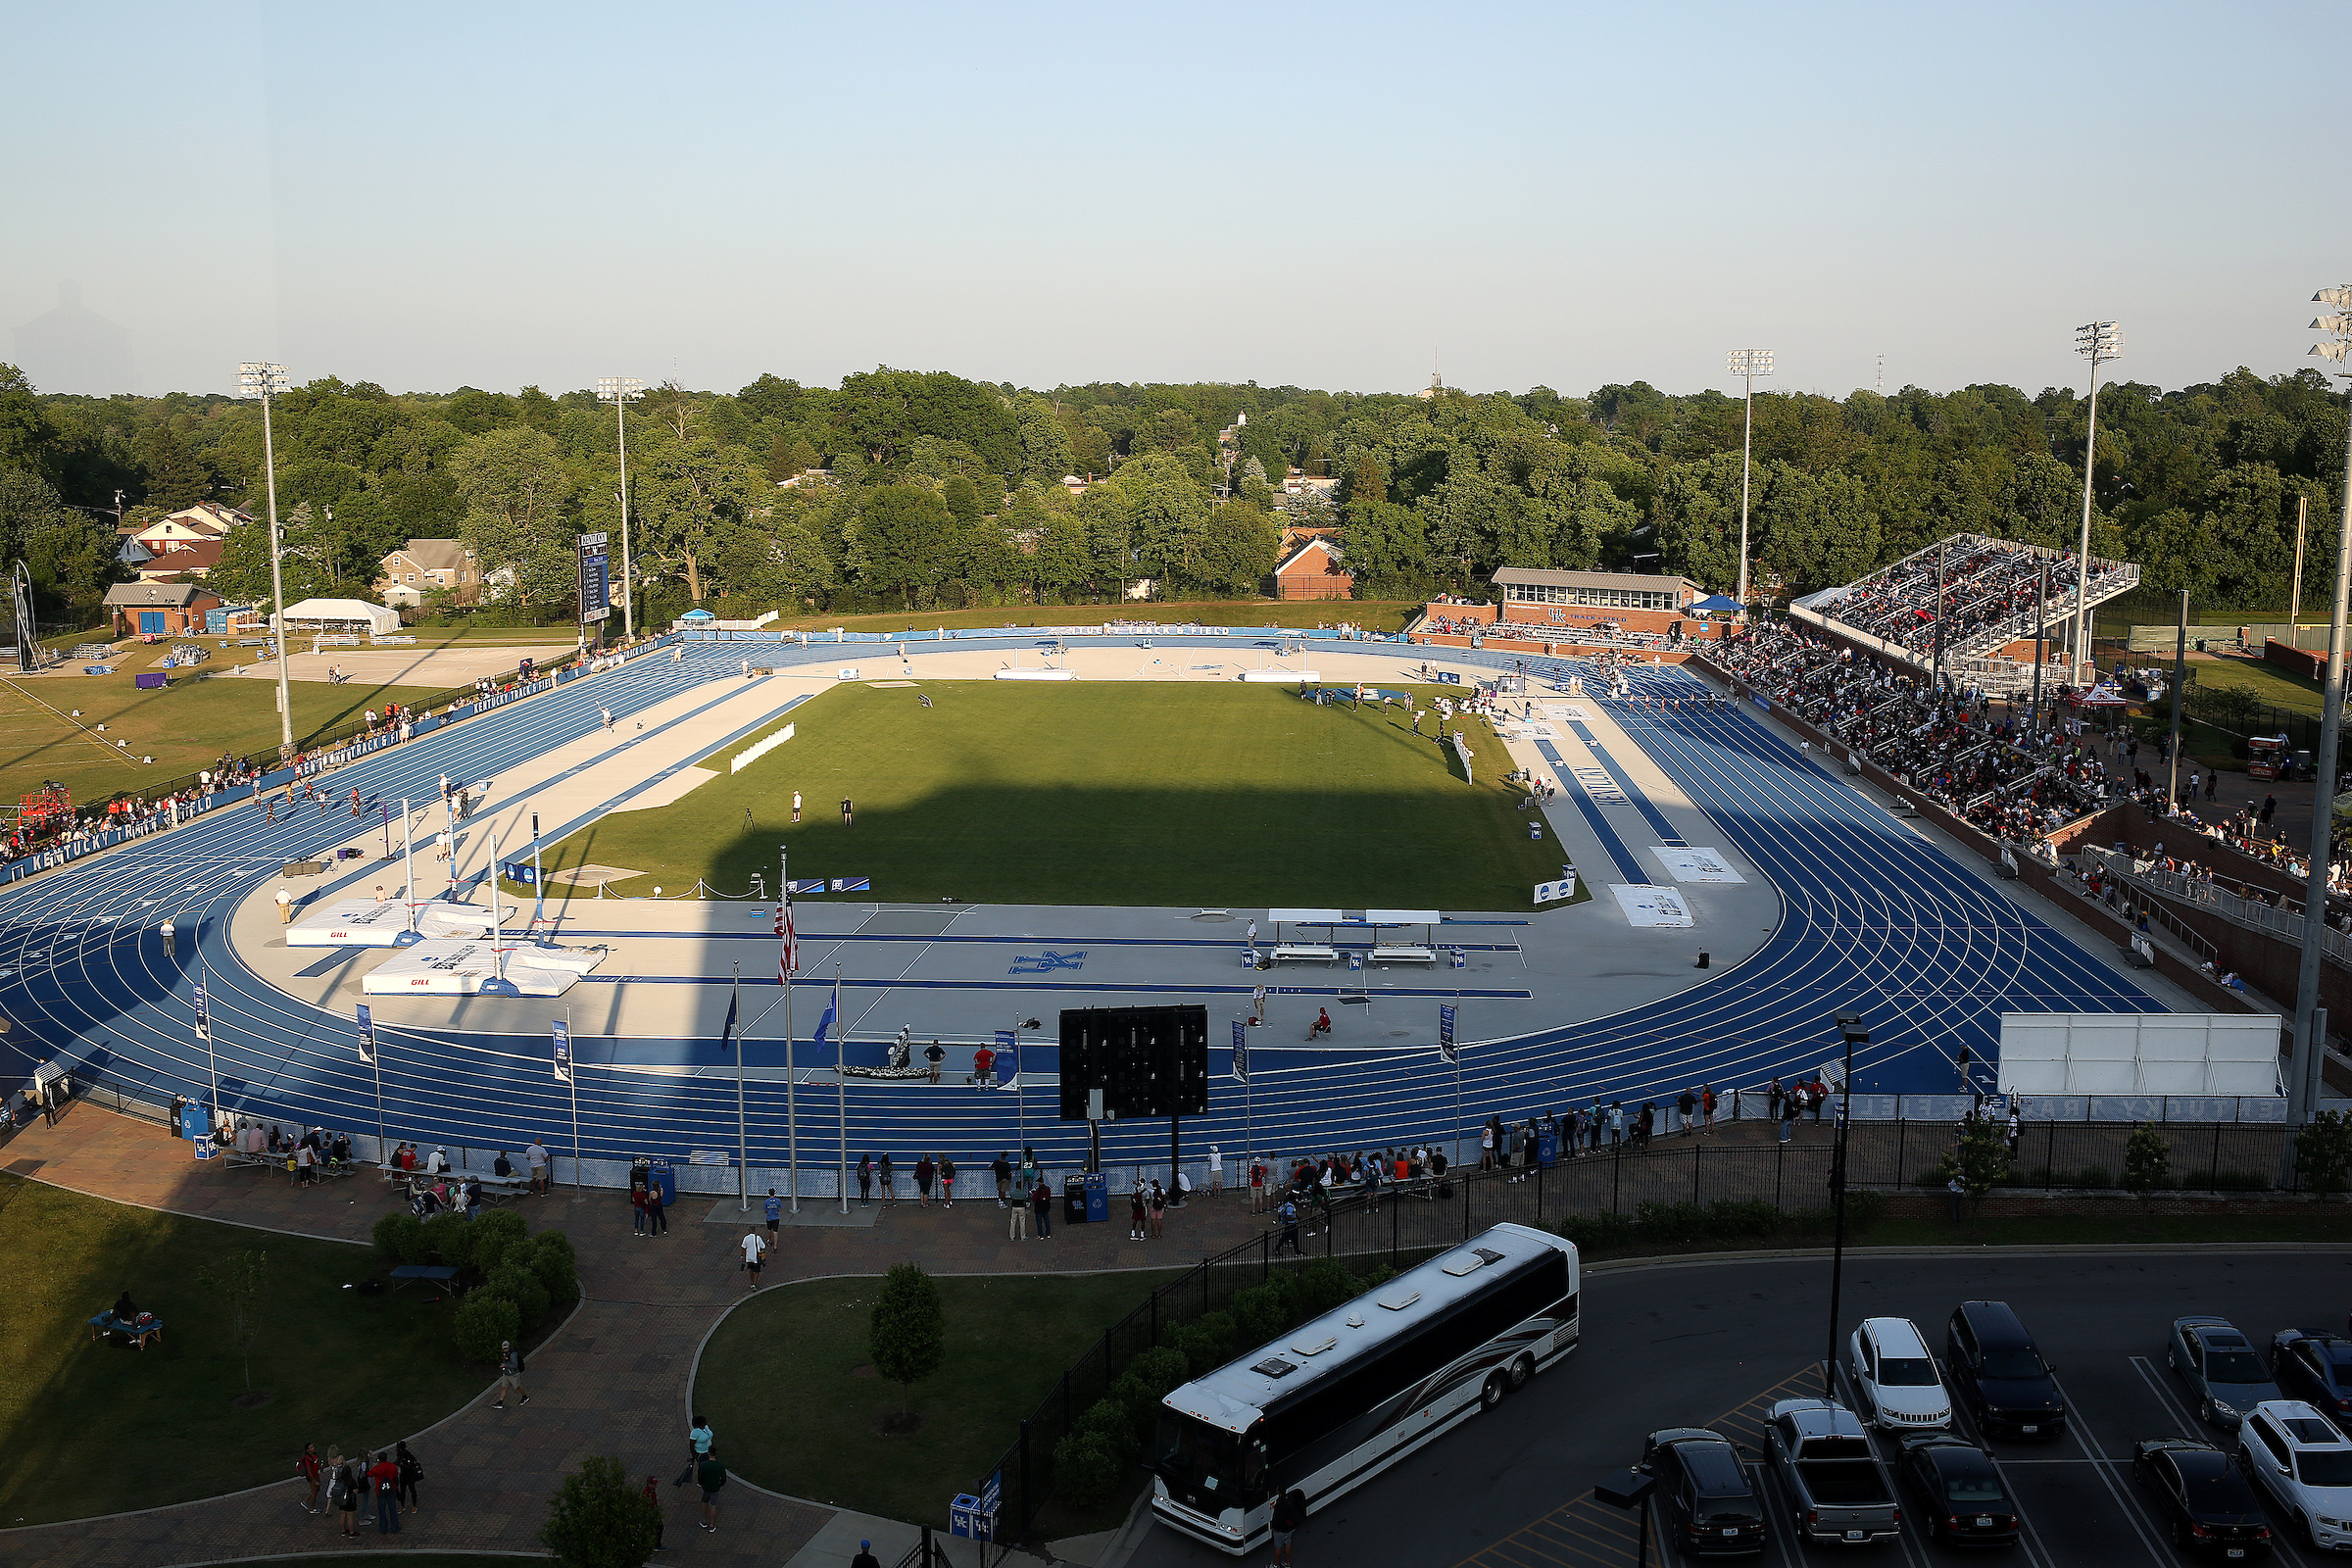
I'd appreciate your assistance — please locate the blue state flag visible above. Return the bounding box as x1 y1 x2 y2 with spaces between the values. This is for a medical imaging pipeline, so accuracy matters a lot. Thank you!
719 975 739 1054
813 974 840 1052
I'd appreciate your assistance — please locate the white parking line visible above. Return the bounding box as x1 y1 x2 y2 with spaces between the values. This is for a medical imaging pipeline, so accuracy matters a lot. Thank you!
2129 1354 2204 1438
2052 1373 2188 1568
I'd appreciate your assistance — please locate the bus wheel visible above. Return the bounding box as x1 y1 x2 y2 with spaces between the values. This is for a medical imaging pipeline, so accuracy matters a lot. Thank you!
1481 1373 1508 1411
1507 1354 1535 1390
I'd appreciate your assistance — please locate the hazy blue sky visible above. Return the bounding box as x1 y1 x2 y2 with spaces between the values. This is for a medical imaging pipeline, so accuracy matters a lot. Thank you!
5 1 2340 401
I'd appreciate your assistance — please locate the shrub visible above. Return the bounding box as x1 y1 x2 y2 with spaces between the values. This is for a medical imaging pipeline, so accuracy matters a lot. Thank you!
422 1211 477 1274
2125 1124 2173 1197
1845 1190 1886 1231
1054 1426 1133 1508
1127 1345 1191 1399
2071 1165 2114 1191
1556 1210 1639 1251
372 1210 428 1266
1175 1311 1238 1378
1634 1200 1707 1242
869 1261 946 1415
1297 1257 1355 1317
2297 1110 2352 1200
527 1230 579 1300
538 1452 658 1568
454 1292 518 1364
1077 1395 1137 1448
1232 1284 1289 1348
487 1261 552 1334
470 1208 530 1274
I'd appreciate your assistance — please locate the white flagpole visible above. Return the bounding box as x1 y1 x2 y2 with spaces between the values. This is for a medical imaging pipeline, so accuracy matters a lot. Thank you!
442 788 457 903
784 845 798 1213
837 980 850 1215
734 964 748 1209
566 1006 580 1190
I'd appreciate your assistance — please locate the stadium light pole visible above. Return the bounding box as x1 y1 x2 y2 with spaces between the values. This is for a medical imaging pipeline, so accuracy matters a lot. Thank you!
237 363 296 753
1824 1011 1867 1397
1726 349 1773 612
2070 322 2123 683
596 377 644 640
2288 289 2352 1125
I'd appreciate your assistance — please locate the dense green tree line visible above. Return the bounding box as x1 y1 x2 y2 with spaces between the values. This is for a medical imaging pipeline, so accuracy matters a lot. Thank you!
0 359 2340 628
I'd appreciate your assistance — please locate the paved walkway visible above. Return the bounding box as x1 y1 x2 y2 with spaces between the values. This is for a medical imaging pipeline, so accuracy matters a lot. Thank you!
0 1103 1272 1568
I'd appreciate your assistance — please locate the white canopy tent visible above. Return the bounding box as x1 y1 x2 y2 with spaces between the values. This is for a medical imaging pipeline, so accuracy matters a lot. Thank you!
273 598 402 636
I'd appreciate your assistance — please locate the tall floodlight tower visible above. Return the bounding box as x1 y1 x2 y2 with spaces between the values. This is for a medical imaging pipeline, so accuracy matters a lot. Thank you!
236 362 296 751
2070 321 2124 680
1726 349 1773 610
596 376 645 639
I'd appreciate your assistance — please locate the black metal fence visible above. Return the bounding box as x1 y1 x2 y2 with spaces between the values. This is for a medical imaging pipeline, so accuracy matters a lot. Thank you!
973 1118 2299 1551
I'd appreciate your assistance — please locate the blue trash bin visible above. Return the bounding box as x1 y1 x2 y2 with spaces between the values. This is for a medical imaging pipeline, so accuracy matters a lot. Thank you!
1083 1172 1108 1223
649 1159 676 1208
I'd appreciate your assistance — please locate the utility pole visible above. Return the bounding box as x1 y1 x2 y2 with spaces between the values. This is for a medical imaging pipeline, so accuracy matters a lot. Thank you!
1727 349 1774 612
2289 289 2352 1127
2071 322 2123 683
237 363 296 752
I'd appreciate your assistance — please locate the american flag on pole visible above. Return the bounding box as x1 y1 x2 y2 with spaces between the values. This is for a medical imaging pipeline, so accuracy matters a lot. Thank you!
776 886 798 981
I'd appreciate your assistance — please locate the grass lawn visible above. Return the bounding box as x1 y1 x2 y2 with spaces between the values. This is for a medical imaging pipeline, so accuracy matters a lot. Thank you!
0 1174 515 1525
2179 652 2324 718
0 667 445 808
529 683 1580 909
694 1270 1181 1533
775 600 1423 636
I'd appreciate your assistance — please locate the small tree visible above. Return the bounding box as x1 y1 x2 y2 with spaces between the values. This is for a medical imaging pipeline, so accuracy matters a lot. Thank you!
2123 1123 2172 1200
868 1261 946 1418
2297 1110 2352 1200
1934 1114 2013 1215
196 1249 269 1389
538 1453 656 1568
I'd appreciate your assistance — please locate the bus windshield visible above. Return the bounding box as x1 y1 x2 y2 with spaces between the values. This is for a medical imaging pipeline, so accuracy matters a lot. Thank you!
1154 1413 1264 1507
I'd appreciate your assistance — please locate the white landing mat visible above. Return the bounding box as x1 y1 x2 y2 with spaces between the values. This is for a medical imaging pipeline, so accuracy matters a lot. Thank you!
1649 847 1746 883
1609 884 1694 927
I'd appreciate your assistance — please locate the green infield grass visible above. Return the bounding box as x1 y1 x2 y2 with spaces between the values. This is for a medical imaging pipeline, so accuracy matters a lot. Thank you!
0 1173 530 1525
694 1269 1182 1534
0 670 447 809
528 682 1580 909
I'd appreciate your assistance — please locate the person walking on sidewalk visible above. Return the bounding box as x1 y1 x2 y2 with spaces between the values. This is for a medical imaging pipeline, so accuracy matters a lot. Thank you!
741 1229 766 1289
696 1451 727 1534
330 1450 362 1536
645 1179 668 1235
632 1182 648 1236
674 1416 714 1486
878 1152 896 1206
494 1341 529 1408
1274 1197 1303 1256
1009 1182 1029 1240
993 1151 1011 1205
852 1542 882 1568
763 1187 782 1242
939 1153 956 1207
1032 1174 1054 1239
858 1153 874 1205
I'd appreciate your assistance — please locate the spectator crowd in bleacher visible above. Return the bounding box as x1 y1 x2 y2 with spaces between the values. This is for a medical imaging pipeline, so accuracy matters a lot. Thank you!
1815 534 2132 661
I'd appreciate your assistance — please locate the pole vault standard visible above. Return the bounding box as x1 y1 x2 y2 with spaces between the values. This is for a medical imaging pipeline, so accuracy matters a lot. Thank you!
402 800 416 934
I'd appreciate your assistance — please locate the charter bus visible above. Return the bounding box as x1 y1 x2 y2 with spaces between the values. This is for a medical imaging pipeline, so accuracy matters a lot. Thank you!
1150 1222 1580 1554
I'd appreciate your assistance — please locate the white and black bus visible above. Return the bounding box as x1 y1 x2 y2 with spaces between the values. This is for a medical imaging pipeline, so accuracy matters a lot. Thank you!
1150 1222 1580 1555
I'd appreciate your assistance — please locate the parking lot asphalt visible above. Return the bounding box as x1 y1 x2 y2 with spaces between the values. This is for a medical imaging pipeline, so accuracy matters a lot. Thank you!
1122 1249 2352 1568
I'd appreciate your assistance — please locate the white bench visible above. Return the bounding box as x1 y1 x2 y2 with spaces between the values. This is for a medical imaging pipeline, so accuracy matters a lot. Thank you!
1371 945 1438 965
1271 944 1339 965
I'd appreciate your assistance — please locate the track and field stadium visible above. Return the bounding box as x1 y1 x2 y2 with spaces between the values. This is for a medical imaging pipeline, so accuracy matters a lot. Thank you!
0 625 2180 1194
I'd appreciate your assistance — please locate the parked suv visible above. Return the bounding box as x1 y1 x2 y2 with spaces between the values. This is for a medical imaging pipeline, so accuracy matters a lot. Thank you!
1945 1300 2066 1439
1640 1427 1767 1556
1847 1317 1951 1432
2272 1331 2352 1432
2237 1400 2352 1551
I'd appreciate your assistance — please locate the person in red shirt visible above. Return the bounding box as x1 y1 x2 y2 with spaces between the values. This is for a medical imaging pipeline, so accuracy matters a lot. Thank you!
972 1045 994 1084
368 1451 403 1535
295 1443 323 1513
642 1474 664 1552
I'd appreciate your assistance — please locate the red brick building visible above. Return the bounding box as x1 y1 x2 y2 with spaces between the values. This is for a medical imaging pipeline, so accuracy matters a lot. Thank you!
1273 537 1349 601
104 581 221 637
1490 566 1706 639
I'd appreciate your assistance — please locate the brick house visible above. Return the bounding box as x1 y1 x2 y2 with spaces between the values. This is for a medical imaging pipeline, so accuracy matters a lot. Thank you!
1273 536 1350 601
104 581 221 637
1490 565 1706 640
